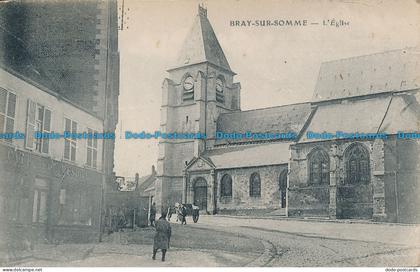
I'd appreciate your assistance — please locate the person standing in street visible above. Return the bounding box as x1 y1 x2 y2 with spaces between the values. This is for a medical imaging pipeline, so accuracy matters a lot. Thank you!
152 210 172 262
180 204 187 225
192 205 200 223
117 210 126 231
149 202 156 227
167 205 173 221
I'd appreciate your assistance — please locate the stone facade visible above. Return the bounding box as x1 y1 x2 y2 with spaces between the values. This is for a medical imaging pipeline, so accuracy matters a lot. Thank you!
180 140 295 215
155 8 241 211
183 157 288 214
289 136 419 223
156 6 420 223
216 165 287 212
289 140 376 219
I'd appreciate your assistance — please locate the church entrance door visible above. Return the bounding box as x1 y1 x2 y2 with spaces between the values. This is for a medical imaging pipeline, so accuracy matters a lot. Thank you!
193 178 208 211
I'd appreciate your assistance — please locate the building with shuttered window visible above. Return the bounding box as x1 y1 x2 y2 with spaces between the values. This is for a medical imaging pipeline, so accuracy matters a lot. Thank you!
0 67 106 251
0 0 119 255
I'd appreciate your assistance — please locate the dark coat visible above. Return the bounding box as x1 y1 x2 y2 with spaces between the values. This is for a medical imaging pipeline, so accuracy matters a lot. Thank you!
153 218 171 250
181 206 187 216
150 205 157 216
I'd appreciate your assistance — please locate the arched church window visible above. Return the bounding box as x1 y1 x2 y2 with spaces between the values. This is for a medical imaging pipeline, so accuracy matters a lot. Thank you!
308 148 330 185
220 174 232 197
182 75 194 101
249 172 261 197
345 143 370 184
215 76 225 103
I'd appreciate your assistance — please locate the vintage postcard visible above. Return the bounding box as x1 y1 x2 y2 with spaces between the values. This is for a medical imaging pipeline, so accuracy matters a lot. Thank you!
0 0 419 270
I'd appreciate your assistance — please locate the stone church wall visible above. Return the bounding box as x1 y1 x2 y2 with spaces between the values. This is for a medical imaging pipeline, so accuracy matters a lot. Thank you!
383 137 420 223
289 140 376 219
288 142 331 217
215 164 287 213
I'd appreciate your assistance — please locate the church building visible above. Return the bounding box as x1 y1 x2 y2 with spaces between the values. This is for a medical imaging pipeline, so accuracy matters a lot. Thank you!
155 6 420 223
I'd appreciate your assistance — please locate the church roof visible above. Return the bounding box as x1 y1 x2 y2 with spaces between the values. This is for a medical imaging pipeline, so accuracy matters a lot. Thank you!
169 6 233 73
215 103 313 145
313 48 420 102
202 142 291 169
299 90 420 143
377 91 420 133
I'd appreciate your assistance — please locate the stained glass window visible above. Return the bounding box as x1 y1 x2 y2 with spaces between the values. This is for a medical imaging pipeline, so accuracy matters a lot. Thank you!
249 172 261 197
308 148 330 185
345 144 370 184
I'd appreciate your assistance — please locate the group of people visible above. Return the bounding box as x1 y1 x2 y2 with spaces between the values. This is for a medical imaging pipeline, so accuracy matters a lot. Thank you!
149 202 201 262
149 203 187 227
149 202 200 226
172 203 188 224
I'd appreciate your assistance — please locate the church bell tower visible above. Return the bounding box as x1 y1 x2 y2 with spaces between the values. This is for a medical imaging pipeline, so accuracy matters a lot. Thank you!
154 5 241 211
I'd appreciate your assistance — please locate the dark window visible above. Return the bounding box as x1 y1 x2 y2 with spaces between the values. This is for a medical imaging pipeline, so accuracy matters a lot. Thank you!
59 186 93 226
345 143 370 184
182 75 194 101
308 148 330 185
249 172 261 197
32 178 49 224
216 76 225 103
220 174 232 197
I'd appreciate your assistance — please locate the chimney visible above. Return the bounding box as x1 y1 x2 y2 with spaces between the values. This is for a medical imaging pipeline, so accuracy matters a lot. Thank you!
151 165 156 175
135 173 139 183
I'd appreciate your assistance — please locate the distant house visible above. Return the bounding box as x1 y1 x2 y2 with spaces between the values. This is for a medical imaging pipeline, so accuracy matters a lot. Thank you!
137 166 157 211
104 166 157 231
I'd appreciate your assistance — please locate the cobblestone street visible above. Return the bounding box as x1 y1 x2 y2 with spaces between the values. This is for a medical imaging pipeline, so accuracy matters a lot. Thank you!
11 216 420 267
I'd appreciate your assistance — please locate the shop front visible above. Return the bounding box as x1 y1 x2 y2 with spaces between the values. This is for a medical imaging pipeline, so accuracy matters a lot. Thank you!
0 143 103 251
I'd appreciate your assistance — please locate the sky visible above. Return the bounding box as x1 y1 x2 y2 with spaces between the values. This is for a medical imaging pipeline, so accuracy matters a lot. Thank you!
114 0 420 178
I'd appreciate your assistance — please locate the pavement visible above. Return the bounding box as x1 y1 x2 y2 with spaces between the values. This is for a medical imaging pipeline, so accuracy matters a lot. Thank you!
197 215 420 246
3 216 420 267
194 215 420 266
6 226 262 267
7 242 242 267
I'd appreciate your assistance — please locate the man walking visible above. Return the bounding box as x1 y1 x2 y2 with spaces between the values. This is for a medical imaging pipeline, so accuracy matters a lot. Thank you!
149 202 156 227
192 205 199 223
152 210 171 262
180 204 187 225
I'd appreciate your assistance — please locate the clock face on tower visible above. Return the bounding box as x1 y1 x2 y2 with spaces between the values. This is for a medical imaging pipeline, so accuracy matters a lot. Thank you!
183 76 194 91
216 78 224 93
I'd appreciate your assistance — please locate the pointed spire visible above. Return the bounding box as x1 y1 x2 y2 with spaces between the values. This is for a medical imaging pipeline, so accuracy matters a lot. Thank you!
198 4 207 17
169 5 234 74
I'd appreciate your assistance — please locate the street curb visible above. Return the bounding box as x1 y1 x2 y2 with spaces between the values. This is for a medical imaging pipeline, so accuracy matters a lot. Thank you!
210 215 419 227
